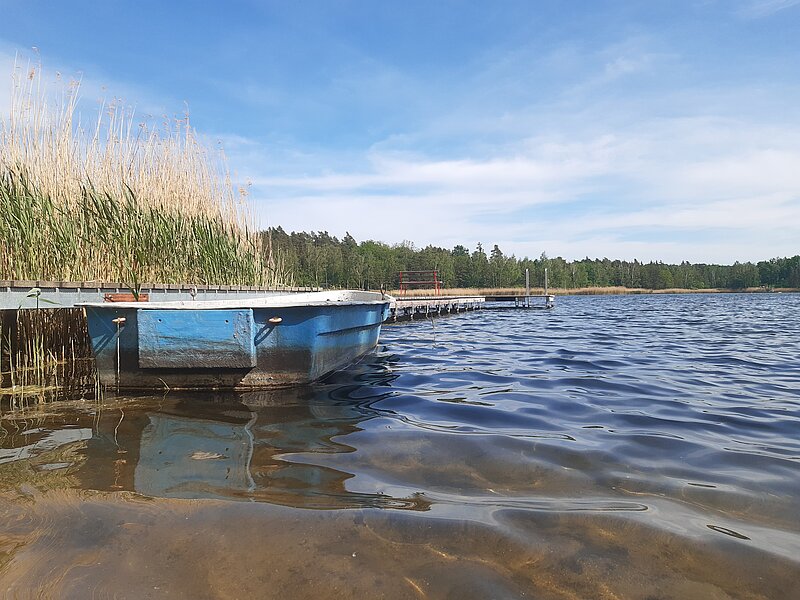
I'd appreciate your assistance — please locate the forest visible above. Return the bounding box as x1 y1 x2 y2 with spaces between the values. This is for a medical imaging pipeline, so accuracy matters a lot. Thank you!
266 228 800 291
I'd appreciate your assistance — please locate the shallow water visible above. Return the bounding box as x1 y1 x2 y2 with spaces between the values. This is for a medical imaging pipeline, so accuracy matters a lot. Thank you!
1 293 799 598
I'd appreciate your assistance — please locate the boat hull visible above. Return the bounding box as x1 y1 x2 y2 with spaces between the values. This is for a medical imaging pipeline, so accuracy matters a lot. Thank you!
83 294 391 390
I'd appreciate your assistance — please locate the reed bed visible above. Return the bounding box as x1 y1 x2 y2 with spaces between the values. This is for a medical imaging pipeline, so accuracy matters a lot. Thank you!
0 171 275 287
0 59 286 287
0 309 98 409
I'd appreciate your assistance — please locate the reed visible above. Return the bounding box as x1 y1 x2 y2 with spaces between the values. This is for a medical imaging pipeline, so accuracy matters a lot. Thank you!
0 308 98 409
0 58 287 287
0 172 281 286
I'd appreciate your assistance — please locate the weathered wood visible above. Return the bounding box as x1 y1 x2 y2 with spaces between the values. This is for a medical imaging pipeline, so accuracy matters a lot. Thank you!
389 296 486 322
0 310 17 390
104 293 150 302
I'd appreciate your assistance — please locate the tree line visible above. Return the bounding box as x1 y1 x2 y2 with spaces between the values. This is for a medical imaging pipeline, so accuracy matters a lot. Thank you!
266 228 800 291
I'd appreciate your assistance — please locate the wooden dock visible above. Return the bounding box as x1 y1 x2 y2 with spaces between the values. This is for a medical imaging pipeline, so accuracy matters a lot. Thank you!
1 281 555 315
483 293 555 309
387 292 555 322
389 296 485 321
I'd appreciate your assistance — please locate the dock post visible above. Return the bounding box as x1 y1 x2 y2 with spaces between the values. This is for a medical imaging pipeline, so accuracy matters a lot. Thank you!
544 268 549 298
525 268 530 308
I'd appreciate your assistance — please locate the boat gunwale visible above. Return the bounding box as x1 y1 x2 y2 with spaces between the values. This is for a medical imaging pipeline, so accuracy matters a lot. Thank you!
78 290 394 311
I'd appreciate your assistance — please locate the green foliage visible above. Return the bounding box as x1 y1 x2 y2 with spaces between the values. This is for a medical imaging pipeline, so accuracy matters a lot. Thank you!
0 170 283 286
267 227 800 291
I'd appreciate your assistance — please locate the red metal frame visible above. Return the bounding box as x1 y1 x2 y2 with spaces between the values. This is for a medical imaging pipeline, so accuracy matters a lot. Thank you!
398 270 441 296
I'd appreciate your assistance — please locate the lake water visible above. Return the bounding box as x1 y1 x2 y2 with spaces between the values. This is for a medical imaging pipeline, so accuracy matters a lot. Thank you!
1 293 799 598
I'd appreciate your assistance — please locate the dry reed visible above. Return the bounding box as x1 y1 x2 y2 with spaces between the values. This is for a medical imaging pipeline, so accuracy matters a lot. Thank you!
2 60 243 225
0 58 287 286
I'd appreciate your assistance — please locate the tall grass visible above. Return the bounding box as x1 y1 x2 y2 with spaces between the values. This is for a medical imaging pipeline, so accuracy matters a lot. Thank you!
0 172 278 286
0 308 98 409
0 58 287 286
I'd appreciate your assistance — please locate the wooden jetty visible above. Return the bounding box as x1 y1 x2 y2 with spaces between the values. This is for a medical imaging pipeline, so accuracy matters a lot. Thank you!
483 293 555 309
0 280 320 310
389 296 485 321
481 267 555 308
386 291 556 322
1 282 554 314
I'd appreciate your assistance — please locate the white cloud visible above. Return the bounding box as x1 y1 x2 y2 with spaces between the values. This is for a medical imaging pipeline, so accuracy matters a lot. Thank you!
254 149 608 201
246 113 800 263
739 0 800 18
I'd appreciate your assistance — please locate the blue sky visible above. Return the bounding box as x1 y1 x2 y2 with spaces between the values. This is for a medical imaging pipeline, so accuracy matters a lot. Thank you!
2 0 799 263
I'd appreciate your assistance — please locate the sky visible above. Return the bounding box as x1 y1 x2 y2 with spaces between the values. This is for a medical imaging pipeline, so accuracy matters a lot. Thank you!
1 0 799 263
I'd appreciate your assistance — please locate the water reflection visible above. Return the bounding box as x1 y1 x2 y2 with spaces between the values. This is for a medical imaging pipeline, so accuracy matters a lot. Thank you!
0 374 432 510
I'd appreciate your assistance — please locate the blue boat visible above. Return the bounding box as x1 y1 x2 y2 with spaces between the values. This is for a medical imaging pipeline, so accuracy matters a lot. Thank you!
80 291 392 390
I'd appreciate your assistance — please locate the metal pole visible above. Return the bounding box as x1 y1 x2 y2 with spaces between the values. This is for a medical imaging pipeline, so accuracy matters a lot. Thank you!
544 268 549 298
116 323 121 390
525 268 530 307
112 317 126 390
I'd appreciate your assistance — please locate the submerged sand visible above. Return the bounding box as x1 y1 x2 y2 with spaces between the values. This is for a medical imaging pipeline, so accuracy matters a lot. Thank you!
0 486 798 599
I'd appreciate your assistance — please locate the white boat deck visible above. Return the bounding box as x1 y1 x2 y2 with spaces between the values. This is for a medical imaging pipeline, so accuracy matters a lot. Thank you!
0 280 321 310
79 290 390 310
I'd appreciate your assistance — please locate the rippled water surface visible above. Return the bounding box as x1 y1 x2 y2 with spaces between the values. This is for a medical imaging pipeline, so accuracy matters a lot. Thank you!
2 293 799 599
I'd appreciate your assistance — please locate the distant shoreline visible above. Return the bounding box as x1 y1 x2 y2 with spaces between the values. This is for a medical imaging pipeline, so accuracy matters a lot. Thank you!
391 286 800 297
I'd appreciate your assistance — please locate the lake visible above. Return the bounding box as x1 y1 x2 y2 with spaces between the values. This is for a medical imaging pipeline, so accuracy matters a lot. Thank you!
1 293 799 598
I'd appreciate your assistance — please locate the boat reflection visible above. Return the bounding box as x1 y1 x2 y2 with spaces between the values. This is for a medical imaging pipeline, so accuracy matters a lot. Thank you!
130 387 426 509
0 357 426 510
0 347 428 509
